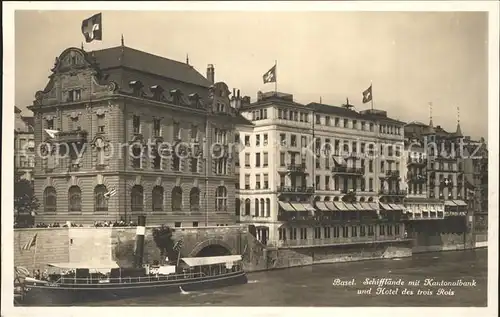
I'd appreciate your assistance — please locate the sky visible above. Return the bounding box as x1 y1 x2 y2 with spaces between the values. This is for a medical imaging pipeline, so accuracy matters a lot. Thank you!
14 10 489 139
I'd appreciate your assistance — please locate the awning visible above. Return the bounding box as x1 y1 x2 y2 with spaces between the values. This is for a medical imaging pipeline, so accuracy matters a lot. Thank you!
278 201 295 212
290 202 307 212
388 204 404 210
436 205 445 212
453 200 468 207
334 201 349 211
344 203 358 211
302 203 316 212
47 261 119 269
428 205 436 212
360 202 373 210
315 202 329 211
380 203 393 210
325 201 338 211
352 203 364 210
444 200 457 206
182 255 242 267
368 203 379 210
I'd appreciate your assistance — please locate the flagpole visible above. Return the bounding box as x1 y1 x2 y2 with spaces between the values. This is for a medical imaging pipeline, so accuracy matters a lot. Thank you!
370 81 374 110
274 60 277 95
33 239 38 271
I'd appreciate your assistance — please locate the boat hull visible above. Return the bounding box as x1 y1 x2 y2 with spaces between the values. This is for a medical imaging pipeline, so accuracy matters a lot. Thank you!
18 271 247 306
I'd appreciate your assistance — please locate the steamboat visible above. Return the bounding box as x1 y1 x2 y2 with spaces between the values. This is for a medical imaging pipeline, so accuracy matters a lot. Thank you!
14 216 247 306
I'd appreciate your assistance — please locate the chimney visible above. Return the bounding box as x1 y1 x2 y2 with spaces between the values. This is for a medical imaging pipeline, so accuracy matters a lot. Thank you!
207 64 215 84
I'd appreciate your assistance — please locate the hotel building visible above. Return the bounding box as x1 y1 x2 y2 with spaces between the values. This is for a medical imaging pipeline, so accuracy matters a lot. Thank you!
235 91 408 247
28 44 251 226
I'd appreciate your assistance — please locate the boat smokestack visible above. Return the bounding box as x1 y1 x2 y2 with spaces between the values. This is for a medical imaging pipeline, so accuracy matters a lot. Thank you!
134 215 146 268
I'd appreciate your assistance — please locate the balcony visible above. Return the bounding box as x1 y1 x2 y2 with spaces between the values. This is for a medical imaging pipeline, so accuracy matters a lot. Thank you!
385 170 400 178
269 235 407 248
56 129 88 143
277 186 314 195
286 163 307 174
407 158 427 166
408 174 427 184
332 166 364 176
378 189 407 196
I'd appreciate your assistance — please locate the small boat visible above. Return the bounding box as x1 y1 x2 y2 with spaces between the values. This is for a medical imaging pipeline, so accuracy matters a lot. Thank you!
16 255 247 306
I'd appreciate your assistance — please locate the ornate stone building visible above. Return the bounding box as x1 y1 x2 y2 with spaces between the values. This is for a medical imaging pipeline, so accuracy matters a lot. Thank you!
14 106 35 181
28 45 251 226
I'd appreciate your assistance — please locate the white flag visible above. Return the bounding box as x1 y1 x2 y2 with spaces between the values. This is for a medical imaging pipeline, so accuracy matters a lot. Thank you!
45 129 60 139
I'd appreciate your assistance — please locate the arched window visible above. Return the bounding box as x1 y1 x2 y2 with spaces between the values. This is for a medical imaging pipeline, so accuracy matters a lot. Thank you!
215 186 227 212
266 198 271 217
260 199 265 217
254 198 259 216
94 185 108 212
171 186 183 211
324 196 331 201
190 187 200 211
131 185 144 211
44 186 57 212
245 199 251 216
359 197 365 202
152 186 164 211
367 197 374 202
235 198 241 216
333 196 340 201
68 186 82 212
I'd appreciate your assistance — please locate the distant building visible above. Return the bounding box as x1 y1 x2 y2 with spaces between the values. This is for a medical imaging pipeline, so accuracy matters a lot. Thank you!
28 45 251 226
14 106 35 181
235 91 407 247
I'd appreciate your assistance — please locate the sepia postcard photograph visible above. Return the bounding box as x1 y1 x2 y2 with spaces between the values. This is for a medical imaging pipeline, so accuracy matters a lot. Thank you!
2 1 499 317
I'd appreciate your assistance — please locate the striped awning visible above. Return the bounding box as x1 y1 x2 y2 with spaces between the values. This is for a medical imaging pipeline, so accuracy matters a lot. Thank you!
368 203 379 210
302 203 316 212
290 202 307 212
278 201 295 212
444 200 457 206
453 200 468 207
315 202 329 211
334 201 349 211
388 204 404 210
360 202 373 210
380 203 393 210
325 202 338 211
352 203 364 210
344 203 358 211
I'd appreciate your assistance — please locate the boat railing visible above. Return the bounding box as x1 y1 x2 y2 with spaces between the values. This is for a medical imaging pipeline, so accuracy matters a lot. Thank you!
49 268 243 285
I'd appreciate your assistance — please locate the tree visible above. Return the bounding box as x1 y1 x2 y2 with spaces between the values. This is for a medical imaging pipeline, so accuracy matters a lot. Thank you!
152 225 178 264
14 175 39 223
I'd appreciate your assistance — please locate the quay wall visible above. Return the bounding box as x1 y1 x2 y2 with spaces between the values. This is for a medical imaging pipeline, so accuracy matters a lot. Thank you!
13 228 486 273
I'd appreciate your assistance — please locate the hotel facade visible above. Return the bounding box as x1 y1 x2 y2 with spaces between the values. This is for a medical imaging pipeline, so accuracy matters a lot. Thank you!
29 44 251 226
235 91 408 247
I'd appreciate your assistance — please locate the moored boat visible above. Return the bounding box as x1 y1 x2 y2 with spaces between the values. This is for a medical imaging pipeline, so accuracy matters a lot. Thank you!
17 255 247 306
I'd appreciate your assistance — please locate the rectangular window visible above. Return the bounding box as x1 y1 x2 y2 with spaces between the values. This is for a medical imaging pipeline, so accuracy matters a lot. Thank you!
325 116 331 126
291 135 297 147
133 115 141 134
342 226 349 238
256 174 261 189
335 118 340 127
352 120 357 129
315 176 320 190
369 123 374 132
361 121 365 130
395 224 400 235
316 115 321 124
290 228 297 240
300 228 308 240
314 227 321 239
369 178 373 192
174 222 181 228
351 226 358 237
244 174 250 189
368 225 375 236
256 134 260 146
245 153 250 167
333 226 340 238
191 125 198 140
379 224 385 235
173 122 180 139
324 227 331 239
360 225 366 237
280 152 285 166
255 153 261 167
192 222 198 227
263 174 269 189
245 135 250 146
263 152 269 167
301 136 307 148
263 134 268 146
153 118 161 136
325 175 330 190
280 134 286 146
343 119 348 128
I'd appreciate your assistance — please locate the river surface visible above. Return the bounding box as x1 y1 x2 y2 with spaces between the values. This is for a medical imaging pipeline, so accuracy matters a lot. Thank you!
93 248 487 307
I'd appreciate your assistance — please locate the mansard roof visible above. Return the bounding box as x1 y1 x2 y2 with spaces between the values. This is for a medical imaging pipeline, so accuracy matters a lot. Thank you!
92 46 211 88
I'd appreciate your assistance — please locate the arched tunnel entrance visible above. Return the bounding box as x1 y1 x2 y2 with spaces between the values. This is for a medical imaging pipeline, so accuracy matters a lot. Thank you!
196 244 232 257
189 239 235 257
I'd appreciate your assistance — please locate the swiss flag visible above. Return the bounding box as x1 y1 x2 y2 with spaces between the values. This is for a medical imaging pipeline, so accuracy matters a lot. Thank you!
81 13 102 43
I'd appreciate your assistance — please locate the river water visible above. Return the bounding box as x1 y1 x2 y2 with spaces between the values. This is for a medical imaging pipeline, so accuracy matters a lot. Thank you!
93 248 487 307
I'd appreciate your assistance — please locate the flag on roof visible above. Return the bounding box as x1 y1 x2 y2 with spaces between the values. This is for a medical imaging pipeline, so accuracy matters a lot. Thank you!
82 13 102 43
